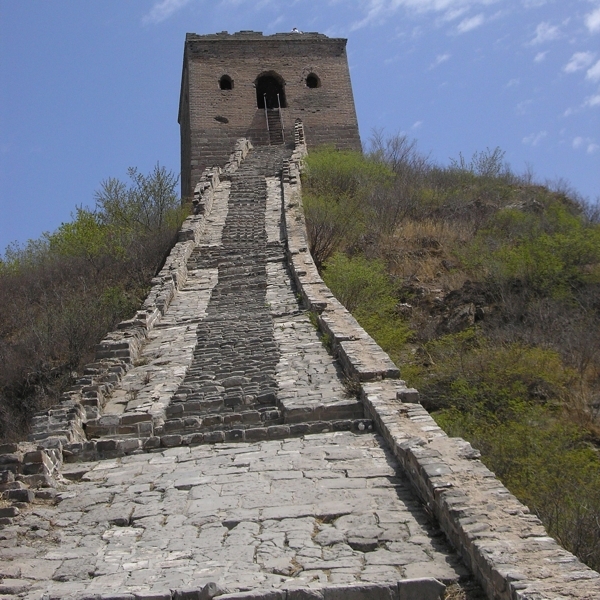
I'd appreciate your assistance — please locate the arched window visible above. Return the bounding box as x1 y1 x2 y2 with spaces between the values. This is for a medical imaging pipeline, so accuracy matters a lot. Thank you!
306 73 320 89
219 75 233 90
255 72 287 109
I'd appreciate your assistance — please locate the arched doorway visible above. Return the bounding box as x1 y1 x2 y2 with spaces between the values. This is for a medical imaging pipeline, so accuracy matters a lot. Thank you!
255 72 287 109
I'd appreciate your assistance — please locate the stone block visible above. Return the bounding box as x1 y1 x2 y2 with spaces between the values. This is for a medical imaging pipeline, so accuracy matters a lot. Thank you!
161 435 183 447
398 578 445 600
143 437 161 450
397 388 420 404
0 443 19 454
245 427 268 441
216 591 285 600
0 470 15 484
4 488 35 503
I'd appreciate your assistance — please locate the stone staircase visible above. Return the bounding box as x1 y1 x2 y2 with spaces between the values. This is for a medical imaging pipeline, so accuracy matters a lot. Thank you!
266 110 284 145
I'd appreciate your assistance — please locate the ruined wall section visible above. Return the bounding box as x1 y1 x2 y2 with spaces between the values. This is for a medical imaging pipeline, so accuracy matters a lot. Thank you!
179 31 361 199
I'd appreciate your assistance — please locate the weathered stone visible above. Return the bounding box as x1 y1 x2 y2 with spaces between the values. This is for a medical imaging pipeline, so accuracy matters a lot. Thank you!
398 578 446 600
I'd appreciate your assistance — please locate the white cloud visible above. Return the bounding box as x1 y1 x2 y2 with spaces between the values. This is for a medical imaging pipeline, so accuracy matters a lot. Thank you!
563 51 596 73
585 93 600 107
523 131 548 146
530 21 561 45
585 7 600 33
573 136 599 153
457 13 485 33
143 0 191 24
351 0 501 31
506 78 519 87
516 99 533 114
442 7 468 22
534 51 548 63
430 53 451 68
587 59 600 82
412 120 423 129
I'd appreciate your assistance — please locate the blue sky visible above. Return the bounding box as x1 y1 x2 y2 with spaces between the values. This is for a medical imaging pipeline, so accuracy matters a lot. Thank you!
1 0 599 253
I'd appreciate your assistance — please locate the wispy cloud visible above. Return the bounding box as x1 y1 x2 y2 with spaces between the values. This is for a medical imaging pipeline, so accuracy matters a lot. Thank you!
586 7 600 34
143 0 191 24
351 0 500 31
523 130 548 146
442 7 469 22
457 13 485 34
564 51 596 73
587 59 600 82
534 51 548 63
516 99 533 115
430 53 451 69
529 21 561 45
585 93 600 108
573 136 599 153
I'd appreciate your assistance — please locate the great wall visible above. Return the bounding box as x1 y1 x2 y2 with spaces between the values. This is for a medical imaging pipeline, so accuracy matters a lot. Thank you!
1 31 599 600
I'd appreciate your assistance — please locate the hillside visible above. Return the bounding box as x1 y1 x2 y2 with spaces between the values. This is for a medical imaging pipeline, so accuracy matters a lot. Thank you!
0 165 185 441
301 138 600 571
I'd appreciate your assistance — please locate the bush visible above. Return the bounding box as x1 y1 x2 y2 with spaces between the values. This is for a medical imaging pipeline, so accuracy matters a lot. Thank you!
302 135 600 571
0 164 183 441
302 148 394 267
322 253 410 362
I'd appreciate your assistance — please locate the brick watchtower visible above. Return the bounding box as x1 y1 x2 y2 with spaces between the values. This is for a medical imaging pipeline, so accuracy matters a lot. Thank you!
178 30 362 199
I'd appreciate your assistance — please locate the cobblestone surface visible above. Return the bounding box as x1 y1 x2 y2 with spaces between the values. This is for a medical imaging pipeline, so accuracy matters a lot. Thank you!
0 433 467 599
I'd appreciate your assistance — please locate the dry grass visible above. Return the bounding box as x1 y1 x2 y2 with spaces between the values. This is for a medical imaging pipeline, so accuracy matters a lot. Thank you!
380 218 473 291
444 580 488 600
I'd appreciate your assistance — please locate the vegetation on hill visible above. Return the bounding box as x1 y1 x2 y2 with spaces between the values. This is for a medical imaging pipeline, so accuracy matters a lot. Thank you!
0 165 185 441
302 139 600 571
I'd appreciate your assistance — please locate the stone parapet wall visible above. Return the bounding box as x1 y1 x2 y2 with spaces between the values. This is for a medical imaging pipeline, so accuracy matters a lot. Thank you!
25 140 253 448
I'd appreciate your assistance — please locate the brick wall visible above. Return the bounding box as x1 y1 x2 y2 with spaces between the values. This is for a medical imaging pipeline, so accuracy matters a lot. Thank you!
179 31 362 198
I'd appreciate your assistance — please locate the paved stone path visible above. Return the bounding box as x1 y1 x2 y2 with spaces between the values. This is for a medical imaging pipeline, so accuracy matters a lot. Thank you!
0 433 467 599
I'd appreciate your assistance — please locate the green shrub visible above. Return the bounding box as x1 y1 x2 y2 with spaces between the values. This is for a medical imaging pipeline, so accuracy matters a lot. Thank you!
0 164 182 441
436 405 600 570
462 202 600 297
322 253 410 361
303 192 365 269
303 146 394 198
302 147 395 266
411 329 573 419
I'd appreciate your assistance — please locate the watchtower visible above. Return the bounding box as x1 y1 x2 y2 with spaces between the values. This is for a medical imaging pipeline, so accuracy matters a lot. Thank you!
178 30 362 198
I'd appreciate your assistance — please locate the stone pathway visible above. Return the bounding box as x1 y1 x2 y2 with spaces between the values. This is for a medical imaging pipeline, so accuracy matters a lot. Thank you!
0 433 467 599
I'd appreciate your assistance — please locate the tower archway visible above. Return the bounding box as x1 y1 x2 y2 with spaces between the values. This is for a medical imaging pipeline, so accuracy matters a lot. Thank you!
255 72 287 109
